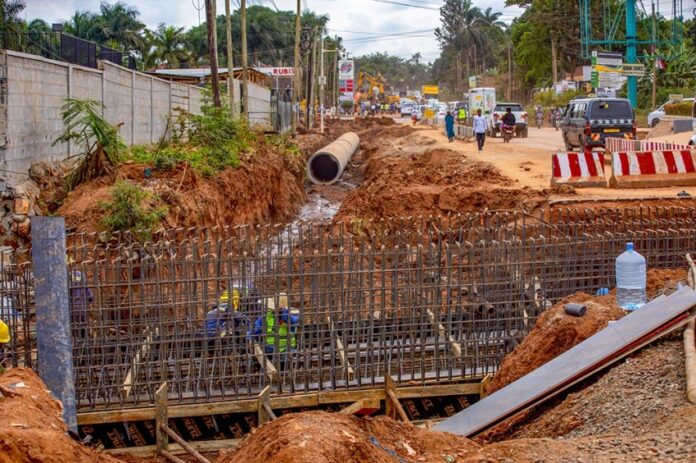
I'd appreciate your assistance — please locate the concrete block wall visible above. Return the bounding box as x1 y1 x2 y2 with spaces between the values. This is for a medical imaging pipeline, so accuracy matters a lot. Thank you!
0 50 204 186
247 82 271 126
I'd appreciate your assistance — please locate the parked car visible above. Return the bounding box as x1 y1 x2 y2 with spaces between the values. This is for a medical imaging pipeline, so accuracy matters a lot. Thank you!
487 103 528 138
400 101 416 117
560 97 635 151
647 98 694 127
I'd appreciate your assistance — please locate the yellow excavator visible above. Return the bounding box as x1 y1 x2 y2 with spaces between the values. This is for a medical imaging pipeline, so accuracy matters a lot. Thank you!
356 70 400 104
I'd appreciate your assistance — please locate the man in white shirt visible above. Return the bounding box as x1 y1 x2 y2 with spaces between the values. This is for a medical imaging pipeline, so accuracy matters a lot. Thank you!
472 108 488 152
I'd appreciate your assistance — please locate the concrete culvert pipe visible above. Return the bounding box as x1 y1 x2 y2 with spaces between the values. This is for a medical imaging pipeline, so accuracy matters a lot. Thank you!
307 132 360 185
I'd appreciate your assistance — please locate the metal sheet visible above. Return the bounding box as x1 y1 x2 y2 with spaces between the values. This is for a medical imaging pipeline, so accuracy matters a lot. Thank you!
434 287 696 437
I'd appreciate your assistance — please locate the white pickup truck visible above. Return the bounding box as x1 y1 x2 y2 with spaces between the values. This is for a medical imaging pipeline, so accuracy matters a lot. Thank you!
487 103 528 138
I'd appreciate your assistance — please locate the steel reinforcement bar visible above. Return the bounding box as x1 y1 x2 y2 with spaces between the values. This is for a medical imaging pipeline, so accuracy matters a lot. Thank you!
2 207 695 413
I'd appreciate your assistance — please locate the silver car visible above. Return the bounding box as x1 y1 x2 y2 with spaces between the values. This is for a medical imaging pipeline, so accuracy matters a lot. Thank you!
648 98 694 128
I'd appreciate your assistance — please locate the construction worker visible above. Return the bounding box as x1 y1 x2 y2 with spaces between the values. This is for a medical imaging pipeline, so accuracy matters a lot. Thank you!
253 293 300 370
0 319 10 369
458 106 467 125
204 289 248 343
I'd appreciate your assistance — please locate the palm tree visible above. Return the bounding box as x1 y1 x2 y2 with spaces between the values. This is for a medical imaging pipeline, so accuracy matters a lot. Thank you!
63 11 101 41
0 0 26 50
134 28 157 70
151 24 190 68
26 19 55 56
94 1 145 51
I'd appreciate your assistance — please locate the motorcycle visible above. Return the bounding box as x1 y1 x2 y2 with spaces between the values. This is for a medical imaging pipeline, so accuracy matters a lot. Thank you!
502 124 515 143
535 113 543 129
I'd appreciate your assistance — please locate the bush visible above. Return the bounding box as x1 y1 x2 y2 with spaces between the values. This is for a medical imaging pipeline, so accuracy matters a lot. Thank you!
664 102 693 116
533 89 583 108
99 180 168 241
54 98 125 190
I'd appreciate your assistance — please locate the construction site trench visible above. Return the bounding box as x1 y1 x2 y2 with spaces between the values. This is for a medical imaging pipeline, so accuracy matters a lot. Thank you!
4 117 696 463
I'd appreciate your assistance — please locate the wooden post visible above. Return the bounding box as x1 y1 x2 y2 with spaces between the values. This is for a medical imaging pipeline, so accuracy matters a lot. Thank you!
426 309 462 358
385 376 410 423
339 398 380 417
257 385 275 425
155 382 169 455
123 327 155 398
326 315 354 380
480 373 492 398
253 343 278 382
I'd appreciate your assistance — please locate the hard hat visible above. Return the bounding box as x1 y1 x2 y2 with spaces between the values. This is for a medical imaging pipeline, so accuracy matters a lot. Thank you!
219 290 230 304
266 292 289 311
0 320 10 343
231 289 240 311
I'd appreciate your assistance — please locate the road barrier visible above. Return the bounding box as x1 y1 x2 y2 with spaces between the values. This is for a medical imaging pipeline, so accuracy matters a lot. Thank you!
423 117 473 141
605 137 691 153
551 151 607 187
610 149 696 188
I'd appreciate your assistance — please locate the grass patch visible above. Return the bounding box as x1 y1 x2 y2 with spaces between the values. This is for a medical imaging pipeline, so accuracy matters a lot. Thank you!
99 180 168 241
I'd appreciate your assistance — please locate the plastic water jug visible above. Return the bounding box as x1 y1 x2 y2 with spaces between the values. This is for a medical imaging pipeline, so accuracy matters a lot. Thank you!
615 242 646 310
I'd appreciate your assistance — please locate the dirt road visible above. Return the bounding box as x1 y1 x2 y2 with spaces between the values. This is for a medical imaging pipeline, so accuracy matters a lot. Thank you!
406 118 696 201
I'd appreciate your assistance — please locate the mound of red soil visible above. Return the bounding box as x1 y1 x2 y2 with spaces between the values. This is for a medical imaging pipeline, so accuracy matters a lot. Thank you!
335 146 546 227
56 145 306 233
486 268 687 396
217 411 478 463
0 368 121 463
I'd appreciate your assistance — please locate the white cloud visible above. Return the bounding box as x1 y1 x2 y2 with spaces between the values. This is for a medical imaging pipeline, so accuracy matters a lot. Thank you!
23 0 523 63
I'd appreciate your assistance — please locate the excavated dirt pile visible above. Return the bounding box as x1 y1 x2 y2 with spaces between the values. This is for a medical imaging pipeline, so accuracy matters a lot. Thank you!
334 133 547 228
54 146 306 233
486 268 688 395
0 368 121 463
217 411 478 463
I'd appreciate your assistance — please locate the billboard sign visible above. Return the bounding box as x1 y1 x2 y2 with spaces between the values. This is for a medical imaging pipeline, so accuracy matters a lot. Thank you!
270 67 295 76
338 60 354 79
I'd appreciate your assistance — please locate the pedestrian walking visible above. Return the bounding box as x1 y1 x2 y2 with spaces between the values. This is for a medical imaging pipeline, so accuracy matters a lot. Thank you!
472 108 488 151
445 111 455 142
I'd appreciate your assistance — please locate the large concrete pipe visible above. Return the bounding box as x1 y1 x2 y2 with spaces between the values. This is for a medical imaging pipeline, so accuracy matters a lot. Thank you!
306 132 360 185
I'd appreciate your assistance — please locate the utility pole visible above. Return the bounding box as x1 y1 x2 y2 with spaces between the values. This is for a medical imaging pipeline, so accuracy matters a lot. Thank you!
306 31 317 130
507 39 512 100
240 0 249 119
206 0 221 107
225 0 236 116
333 43 338 112
320 36 325 133
625 0 638 107
292 0 301 132
550 32 558 85
650 1 657 110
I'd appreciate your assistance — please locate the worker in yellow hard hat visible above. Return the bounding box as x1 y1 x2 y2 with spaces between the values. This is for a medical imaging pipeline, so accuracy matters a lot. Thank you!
0 320 10 369
204 288 250 346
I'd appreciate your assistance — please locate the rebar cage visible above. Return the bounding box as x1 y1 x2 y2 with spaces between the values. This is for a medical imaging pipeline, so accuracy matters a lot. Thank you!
3 206 695 411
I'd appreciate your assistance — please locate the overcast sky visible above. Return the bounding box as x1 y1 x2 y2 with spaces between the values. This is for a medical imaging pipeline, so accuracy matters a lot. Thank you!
24 0 524 62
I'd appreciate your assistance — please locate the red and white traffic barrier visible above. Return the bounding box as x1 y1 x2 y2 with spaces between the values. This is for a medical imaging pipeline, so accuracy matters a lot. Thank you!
605 137 691 153
551 151 607 187
610 149 696 188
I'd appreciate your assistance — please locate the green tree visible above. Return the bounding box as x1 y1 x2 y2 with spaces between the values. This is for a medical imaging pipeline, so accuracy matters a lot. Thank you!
63 11 101 41
93 1 145 51
0 0 26 50
151 24 190 68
